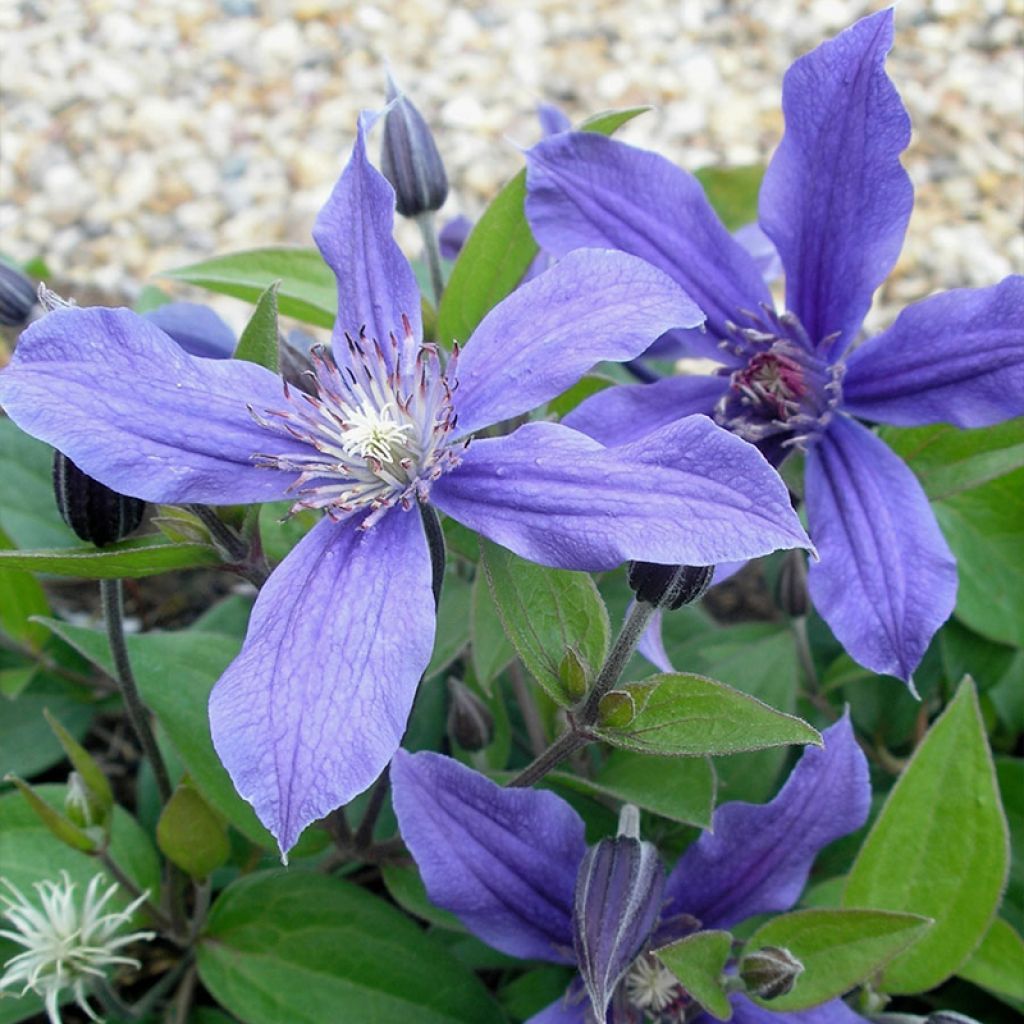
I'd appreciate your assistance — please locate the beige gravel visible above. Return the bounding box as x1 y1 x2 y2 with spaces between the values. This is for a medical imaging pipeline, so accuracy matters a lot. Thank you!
1 0 1021 333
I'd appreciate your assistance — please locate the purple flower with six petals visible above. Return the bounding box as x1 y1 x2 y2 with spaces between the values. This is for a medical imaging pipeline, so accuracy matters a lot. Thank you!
0 117 811 856
392 713 871 1023
523 10 1024 684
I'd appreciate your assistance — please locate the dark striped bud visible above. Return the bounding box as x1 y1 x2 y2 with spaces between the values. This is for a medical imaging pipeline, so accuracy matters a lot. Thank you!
739 945 804 1000
627 562 714 610
381 75 448 218
0 262 37 327
53 452 146 547
573 806 665 1021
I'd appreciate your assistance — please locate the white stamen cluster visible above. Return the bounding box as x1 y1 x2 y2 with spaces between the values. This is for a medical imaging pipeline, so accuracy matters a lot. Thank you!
0 872 155 1024
250 316 465 529
624 954 682 1014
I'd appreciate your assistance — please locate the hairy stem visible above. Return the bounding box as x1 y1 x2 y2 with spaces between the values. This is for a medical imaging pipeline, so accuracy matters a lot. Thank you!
100 579 173 805
506 727 592 788
416 212 446 309
420 503 446 609
188 504 269 587
353 767 391 850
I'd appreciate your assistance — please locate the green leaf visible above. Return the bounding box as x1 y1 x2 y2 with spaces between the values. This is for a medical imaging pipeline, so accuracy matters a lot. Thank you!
198 872 503 1024
0 673 95 779
594 672 820 757
996 756 1024 932
233 280 280 371
426 572 472 678
934 468 1024 646
843 678 1010 994
655 930 733 1021
694 164 765 231
743 909 931 1011
0 418 77 550
0 783 160 896
43 709 113 822
470 570 515 691
498 966 574 1022
958 916 1024 1003
437 106 649 348
551 749 714 828
157 782 231 880
480 538 609 708
380 863 466 933
880 418 1024 501
163 247 336 328
0 534 222 578
33 620 276 849
660 622 800 803
0 527 50 650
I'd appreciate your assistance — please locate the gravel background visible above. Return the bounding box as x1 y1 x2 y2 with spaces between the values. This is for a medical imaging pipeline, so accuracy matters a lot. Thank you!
2 0 1021 334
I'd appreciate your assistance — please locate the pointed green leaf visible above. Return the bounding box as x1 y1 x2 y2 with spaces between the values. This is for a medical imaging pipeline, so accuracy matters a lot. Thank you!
593 672 820 757
197 872 502 1024
4 775 96 852
0 535 221 578
470 570 515 691
694 164 765 231
958 916 1024 1003
551 750 715 828
233 280 280 371
163 247 336 328
0 559 50 651
437 106 650 348
480 538 609 708
42 709 114 822
843 679 1010 994
880 417 1024 501
934 468 1024 646
655 930 733 1021
743 909 931 1011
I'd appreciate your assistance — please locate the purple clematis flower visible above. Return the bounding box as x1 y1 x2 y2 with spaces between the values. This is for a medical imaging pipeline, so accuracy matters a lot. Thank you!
392 713 871 1023
523 10 1024 685
141 302 237 360
0 117 811 856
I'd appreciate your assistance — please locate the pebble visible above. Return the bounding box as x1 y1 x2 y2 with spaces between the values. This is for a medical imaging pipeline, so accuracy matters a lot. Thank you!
0 0 1020 340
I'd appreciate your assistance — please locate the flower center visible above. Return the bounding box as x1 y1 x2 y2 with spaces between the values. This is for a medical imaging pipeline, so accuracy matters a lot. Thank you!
713 306 843 464
620 953 699 1023
250 316 465 528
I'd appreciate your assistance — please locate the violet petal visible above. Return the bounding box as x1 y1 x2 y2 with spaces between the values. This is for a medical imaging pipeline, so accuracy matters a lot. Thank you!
806 415 957 682
759 9 913 359
664 712 870 929
842 276 1024 427
391 750 585 963
209 512 435 856
431 419 810 571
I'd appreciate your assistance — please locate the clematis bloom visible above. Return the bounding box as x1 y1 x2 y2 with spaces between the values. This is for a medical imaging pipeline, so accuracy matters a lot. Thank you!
0 118 811 856
392 714 871 1023
523 10 1024 684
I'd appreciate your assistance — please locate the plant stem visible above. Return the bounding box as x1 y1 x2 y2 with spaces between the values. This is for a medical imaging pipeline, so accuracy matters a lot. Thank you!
578 598 658 723
96 849 178 939
420 503 445 609
100 579 173 805
507 727 591 788
509 662 548 757
416 212 446 308
188 504 269 587
353 768 390 850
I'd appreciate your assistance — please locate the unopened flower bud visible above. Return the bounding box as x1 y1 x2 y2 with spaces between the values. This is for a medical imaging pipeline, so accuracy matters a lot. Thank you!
381 75 448 218
740 945 804 1000
597 689 636 729
0 262 37 327
64 772 106 831
53 452 146 548
446 678 493 751
573 807 665 1020
776 550 808 618
628 562 714 610
558 647 590 701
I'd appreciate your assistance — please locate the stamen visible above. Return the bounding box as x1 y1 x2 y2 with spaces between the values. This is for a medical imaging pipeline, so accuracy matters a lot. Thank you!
249 326 464 525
